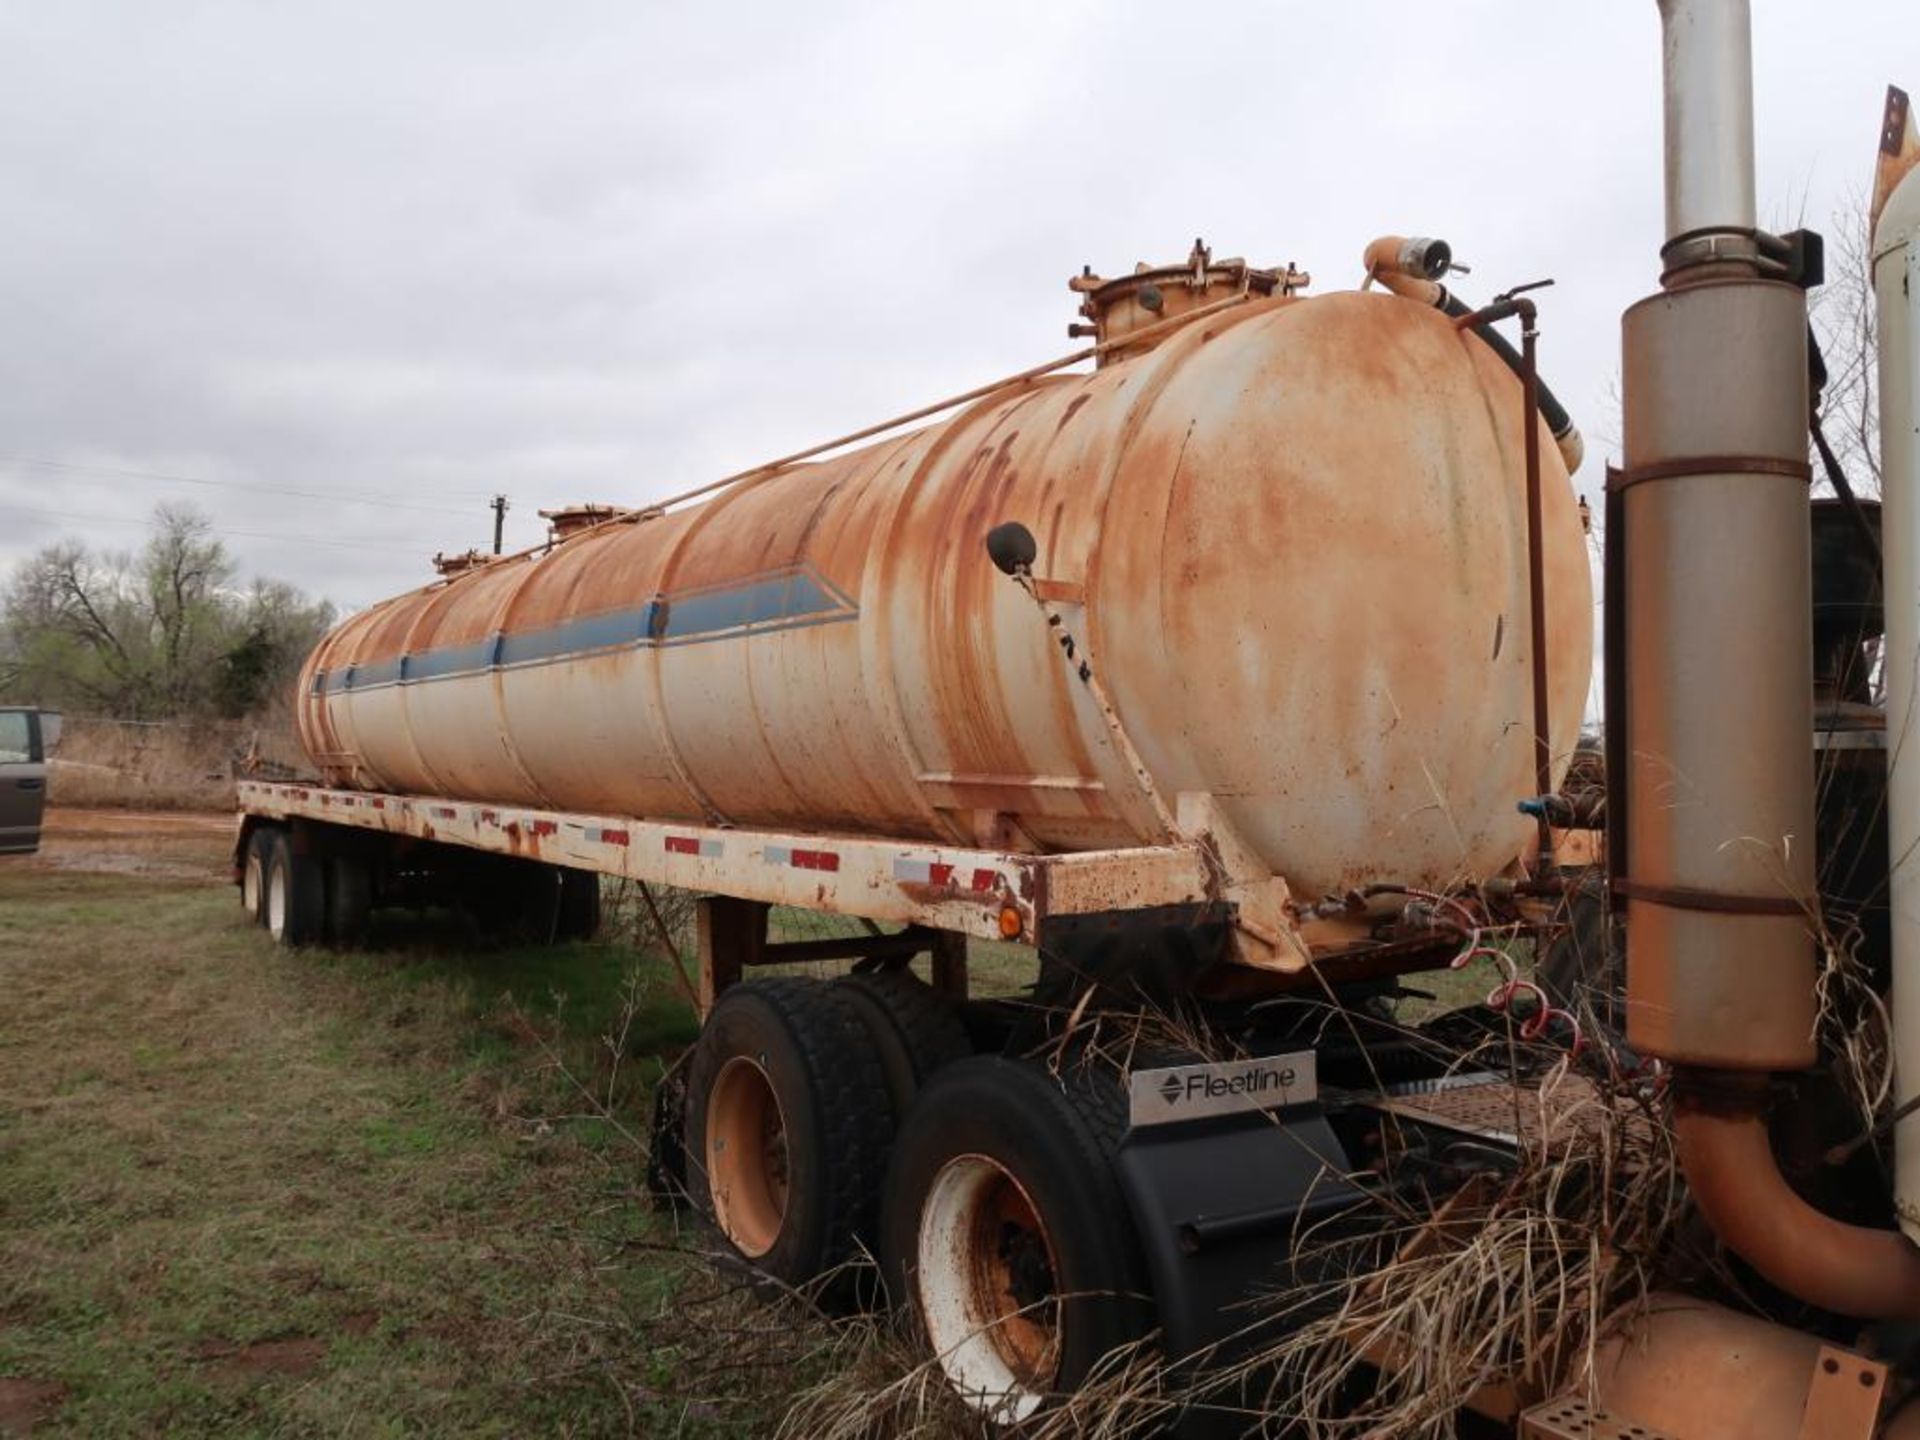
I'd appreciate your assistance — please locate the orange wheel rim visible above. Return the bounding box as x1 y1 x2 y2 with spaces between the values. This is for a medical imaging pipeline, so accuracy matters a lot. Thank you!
706 1056 789 1258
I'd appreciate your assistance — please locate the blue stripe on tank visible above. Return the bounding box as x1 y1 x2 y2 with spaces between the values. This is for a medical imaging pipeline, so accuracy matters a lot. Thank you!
332 565 857 694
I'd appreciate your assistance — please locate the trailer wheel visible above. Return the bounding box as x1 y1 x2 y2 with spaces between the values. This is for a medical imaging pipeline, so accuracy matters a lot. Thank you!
327 854 374 948
832 969 972 1123
554 867 600 942
240 828 273 926
263 830 327 948
882 1056 1154 1425
684 980 891 1289
463 856 565 943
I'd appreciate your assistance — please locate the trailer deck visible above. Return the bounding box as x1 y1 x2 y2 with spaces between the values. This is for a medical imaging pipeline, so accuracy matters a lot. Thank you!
235 779 1215 948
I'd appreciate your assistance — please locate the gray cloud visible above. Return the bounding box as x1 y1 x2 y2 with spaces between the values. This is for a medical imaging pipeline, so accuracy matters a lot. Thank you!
0 2 1907 609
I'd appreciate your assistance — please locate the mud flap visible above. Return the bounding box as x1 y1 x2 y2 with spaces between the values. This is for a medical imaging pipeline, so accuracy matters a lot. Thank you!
1113 1052 1371 1437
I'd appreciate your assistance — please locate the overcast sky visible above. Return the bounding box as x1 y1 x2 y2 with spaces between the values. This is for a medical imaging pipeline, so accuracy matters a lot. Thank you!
0 2 1911 612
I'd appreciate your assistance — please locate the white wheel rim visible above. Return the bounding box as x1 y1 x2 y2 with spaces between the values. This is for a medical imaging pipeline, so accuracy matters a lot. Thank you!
916 1153 1061 1424
242 853 262 918
267 861 288 941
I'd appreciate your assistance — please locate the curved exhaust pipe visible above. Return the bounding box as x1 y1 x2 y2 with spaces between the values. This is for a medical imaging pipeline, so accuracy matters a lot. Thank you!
1675 1082 1920 1319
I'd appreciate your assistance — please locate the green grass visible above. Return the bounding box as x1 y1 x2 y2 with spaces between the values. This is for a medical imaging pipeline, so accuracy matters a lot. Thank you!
0 859 734 1438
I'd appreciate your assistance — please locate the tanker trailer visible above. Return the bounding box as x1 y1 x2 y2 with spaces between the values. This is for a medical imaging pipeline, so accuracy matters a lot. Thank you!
231 225 1600 1418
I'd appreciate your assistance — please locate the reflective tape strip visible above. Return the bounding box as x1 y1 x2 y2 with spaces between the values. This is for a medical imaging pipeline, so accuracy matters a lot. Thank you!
665 836 723 857
893 858 956 886
766 845 840 872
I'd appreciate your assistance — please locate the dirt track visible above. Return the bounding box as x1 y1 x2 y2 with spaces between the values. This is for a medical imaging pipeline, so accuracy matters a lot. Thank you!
27 807 232 881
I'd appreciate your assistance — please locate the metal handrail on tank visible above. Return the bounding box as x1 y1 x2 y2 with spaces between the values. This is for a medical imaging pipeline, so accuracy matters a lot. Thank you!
467 283 1266 578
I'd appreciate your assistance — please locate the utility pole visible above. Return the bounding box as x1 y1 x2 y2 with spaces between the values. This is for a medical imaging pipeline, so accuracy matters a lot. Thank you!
491 495 509 555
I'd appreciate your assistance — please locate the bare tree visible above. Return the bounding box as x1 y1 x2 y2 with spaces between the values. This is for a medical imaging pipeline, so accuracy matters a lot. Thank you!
0 504 334 719
1811 188 1881 498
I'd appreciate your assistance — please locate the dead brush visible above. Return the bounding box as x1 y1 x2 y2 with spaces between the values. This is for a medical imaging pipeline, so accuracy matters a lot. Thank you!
777 1002 1694 1440
1193 1051 1689 1439
1812 913 1895 1148
546 880 1718 1437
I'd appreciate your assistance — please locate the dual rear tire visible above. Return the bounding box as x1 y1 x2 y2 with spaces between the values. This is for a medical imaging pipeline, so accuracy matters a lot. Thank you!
241 825 598 949
681 973 1152 1422
257 828 326 946
881 1057 1153 1423
240 826 340 947
684 979 893 1287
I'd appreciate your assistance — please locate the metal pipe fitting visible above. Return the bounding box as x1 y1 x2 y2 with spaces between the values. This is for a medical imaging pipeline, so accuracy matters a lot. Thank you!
1361 235 1586 473
1362 234 1445 305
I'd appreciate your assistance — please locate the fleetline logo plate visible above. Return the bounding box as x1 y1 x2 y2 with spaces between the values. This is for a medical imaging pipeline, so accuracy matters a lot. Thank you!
1127 1051 1318 1128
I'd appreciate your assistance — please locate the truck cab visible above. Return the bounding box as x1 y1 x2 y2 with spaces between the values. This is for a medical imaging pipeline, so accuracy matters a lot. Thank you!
0 707 54 855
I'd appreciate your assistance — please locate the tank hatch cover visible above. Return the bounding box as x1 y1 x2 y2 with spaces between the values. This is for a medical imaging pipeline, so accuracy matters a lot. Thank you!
1069 238 1309 364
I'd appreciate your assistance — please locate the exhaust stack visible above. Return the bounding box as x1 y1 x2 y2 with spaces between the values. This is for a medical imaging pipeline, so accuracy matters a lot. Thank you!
1622 0 1817 1074
1620 0 1920 1315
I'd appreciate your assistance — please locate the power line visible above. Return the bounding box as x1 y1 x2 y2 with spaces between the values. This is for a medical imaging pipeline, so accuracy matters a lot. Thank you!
0 453 495 514
0 500 444 555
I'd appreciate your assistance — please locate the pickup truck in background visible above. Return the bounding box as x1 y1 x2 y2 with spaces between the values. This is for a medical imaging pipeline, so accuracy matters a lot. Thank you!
0 708 56 855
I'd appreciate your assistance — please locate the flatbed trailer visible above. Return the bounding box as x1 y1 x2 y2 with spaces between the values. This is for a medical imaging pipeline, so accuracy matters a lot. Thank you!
231 777 1247 1001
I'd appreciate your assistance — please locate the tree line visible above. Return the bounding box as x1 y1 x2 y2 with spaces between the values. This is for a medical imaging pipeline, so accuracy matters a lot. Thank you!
0 504 335 720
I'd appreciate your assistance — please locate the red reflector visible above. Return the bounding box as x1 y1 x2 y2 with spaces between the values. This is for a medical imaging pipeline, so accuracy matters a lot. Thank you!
432 806 457 820
929 862 954 886
971 868 997 892
665 836 700 855
601 829 631 847
531 820 557 837
792 849 840 872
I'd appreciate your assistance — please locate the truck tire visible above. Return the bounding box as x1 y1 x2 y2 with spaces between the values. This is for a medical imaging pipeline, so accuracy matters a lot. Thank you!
554 867 600 941
684 980 891 1291
263 830 327 948
464 856 563 944
240 828 273 926
832 969 971 1124
327 854 374 948
881 1055 1155 1426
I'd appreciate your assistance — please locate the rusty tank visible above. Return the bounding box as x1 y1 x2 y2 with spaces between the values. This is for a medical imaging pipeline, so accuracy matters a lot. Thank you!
295 241 1592 903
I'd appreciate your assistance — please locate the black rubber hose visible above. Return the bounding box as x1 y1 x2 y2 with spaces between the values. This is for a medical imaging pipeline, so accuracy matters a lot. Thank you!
1440 290 1575 441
